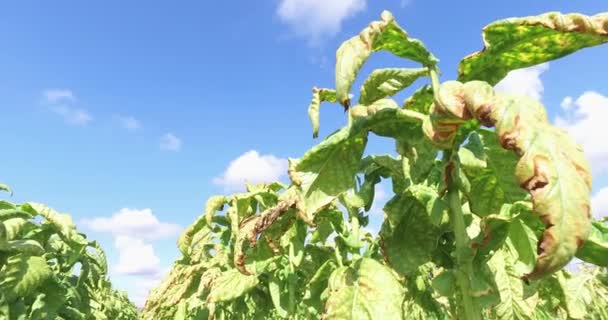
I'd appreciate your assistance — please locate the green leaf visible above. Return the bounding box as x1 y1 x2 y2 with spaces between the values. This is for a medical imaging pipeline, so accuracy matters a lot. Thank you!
458 11 608 85
556 271 588 319
292 127 368 216
0 254 51 302
335 10 437 105
460 130 527 217
0 208 34 220
207 269 259 303
487 249 535 320
22 203 81 242
431 270 455 297
380 192 440 275
575 221 608 266
2 218 33 241
508 219 538 274
358 68 427 105
308 87 338 138
4 240 45 256
323 258 404 319
402 85 434 114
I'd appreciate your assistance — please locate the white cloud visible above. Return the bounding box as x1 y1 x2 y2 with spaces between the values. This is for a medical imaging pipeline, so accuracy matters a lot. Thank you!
560 96 574 110
400 0 412 8
116 115 141 131
213 150 287 191
82 208 179 307
43 89 75 104
276 0 366 44
160 133 182 151
114 235 161 276
50 105 93 126
81 208 181 240
42 89 93 126
494 63 549 101
591 187 608 220
554 91 608 173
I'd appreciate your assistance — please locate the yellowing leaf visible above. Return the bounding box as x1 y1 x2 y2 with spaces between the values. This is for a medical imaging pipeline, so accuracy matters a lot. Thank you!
459 11 608 84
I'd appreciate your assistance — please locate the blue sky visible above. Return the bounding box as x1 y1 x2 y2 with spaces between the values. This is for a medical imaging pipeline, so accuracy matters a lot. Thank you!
1 0 607 306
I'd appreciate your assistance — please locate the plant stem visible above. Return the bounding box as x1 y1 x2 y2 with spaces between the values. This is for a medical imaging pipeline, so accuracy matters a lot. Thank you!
443 154 481 320
429 67 441 100
447 181 480 320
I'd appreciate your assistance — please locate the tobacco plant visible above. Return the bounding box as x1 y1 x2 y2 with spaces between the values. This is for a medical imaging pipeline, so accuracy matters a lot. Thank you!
143 10 608 320
0 185 139 320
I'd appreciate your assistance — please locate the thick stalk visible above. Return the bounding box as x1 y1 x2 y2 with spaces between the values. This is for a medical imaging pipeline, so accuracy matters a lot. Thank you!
447 181 480 320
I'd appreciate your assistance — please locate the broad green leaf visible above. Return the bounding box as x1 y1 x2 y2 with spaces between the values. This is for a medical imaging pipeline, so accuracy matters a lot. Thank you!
308 87 338 138
460 130 527 217
487 249 536 320
292 127 367 216
323 258 404 319
575 221 608 266
508 219 538 274
358 68 427 105
5 239 45 256
459 11 608 85
0 254 51 302
206 269 259 303
380 192 440 275
335 10 437 104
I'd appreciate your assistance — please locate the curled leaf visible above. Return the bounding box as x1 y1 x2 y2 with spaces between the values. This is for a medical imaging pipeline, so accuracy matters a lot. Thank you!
335 10 437 105
424 80 592 281
308 87 338 138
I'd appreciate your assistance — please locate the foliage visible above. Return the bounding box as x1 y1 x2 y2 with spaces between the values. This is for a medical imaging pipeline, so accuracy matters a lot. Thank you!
142 9 608 320
0 188 138 320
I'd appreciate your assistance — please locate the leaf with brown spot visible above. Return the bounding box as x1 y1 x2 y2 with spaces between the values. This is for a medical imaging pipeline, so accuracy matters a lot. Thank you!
458 11 608 85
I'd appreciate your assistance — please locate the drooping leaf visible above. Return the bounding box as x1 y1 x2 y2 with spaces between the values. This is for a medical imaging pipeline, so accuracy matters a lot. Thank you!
426 79 593 281
335 10 437 105
308 87 338 138
323 258 404 319
459 11 608 84
358 68 427 105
